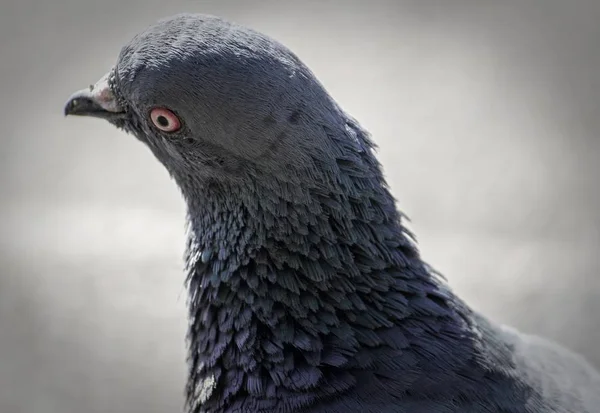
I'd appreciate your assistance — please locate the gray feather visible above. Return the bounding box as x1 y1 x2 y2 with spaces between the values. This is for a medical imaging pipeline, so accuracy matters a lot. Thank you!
69 13 600 413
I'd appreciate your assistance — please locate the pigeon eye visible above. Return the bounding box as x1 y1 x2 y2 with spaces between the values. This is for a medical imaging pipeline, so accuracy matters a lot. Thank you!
150 107 181 132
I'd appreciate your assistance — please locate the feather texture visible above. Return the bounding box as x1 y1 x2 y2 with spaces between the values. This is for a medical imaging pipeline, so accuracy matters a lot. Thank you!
66 13 600 413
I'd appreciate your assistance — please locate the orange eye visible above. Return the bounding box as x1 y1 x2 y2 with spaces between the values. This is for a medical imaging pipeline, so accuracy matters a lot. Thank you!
150 107 181 132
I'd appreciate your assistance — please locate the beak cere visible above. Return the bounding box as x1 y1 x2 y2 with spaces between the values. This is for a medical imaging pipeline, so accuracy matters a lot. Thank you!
64 71 126 119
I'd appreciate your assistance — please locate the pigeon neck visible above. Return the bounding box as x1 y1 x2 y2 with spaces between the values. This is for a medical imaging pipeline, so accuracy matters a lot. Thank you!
181 120 472 413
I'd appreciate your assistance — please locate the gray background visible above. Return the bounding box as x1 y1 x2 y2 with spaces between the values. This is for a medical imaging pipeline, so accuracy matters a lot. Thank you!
1 1 599 412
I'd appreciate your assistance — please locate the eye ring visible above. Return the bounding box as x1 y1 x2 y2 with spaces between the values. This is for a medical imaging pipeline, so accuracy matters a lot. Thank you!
149 107 181 132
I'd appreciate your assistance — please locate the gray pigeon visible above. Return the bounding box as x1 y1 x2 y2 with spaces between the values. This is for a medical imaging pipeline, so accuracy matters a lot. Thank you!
64 13 600 413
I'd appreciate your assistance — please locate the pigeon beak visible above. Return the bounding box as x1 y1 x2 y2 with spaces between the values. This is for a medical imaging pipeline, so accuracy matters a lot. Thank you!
64 71 126 119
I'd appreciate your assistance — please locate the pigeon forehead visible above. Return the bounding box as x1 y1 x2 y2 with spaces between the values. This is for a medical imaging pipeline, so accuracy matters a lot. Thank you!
122 14 228 54
116 13 287 73
112 13 306 110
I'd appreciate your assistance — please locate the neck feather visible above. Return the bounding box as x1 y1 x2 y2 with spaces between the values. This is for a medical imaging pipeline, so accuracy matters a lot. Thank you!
182 119 474 413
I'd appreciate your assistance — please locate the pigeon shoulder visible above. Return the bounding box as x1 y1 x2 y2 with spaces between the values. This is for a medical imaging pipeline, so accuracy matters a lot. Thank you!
498 324 600 412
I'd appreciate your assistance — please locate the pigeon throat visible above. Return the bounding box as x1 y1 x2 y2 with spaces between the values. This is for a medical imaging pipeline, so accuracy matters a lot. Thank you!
180 120 472 412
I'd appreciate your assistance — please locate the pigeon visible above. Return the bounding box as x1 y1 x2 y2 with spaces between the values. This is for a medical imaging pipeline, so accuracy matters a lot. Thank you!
64 13 600 413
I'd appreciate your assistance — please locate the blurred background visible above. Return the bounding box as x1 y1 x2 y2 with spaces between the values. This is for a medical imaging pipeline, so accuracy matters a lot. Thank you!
1 0 599 412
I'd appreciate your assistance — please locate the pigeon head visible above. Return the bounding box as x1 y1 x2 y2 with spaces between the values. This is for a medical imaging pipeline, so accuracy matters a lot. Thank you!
65 13 341 188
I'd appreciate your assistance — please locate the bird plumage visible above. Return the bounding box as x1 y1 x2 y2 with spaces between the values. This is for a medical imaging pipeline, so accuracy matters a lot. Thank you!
64 13 600 413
